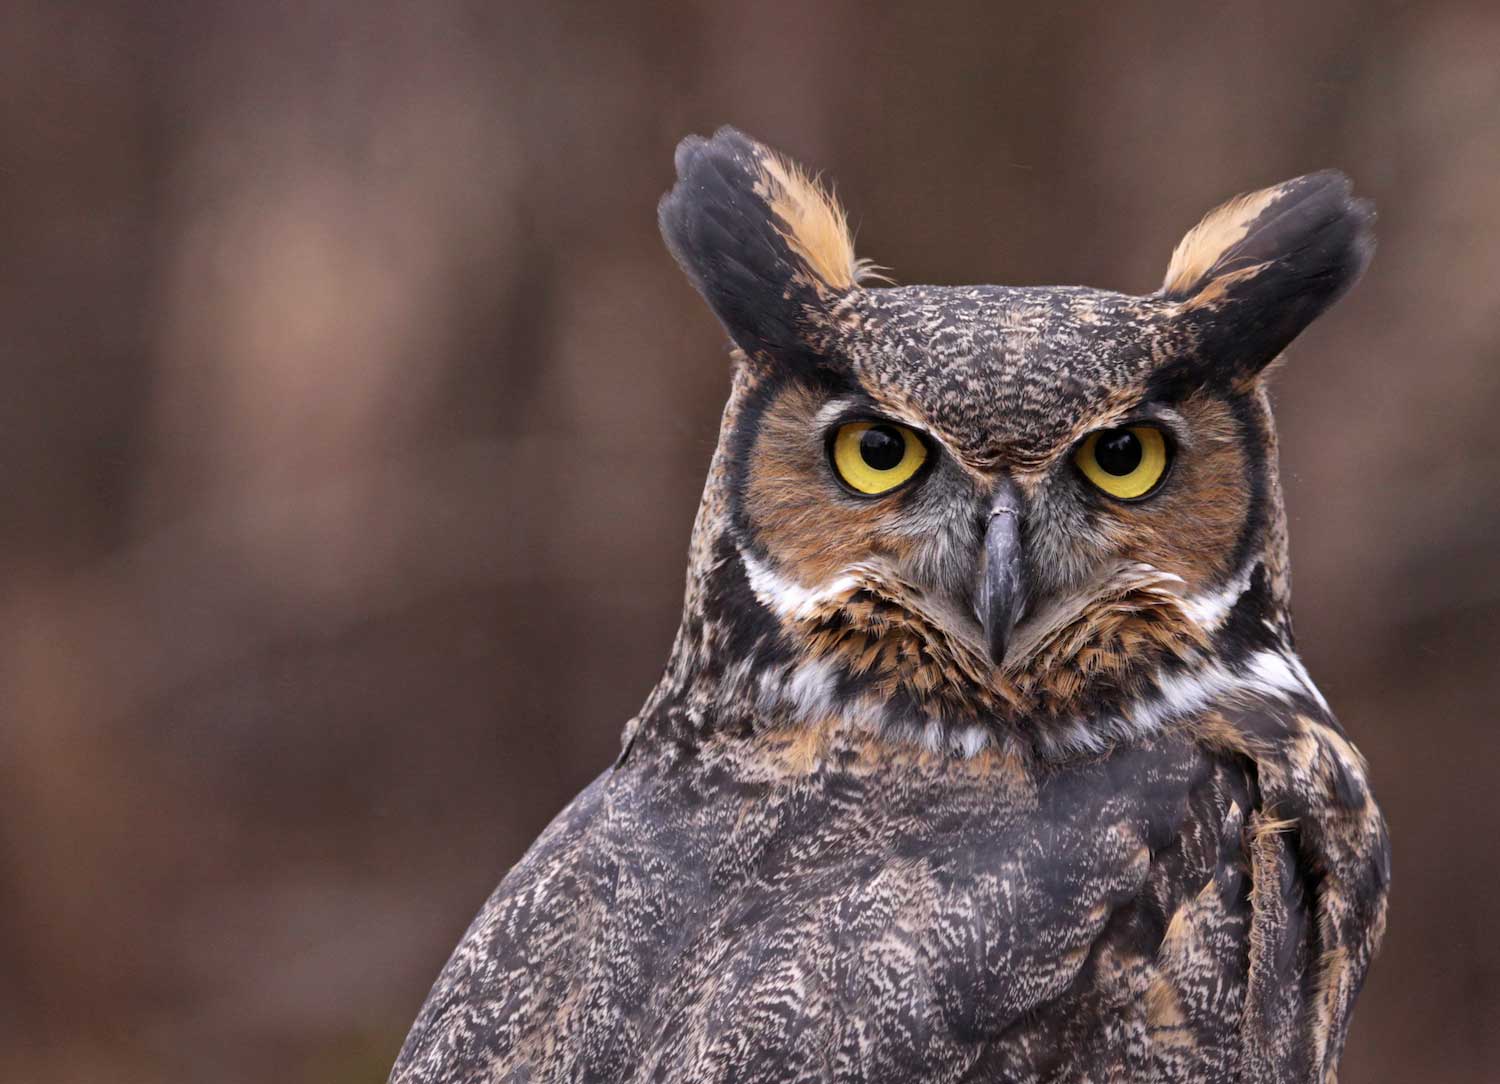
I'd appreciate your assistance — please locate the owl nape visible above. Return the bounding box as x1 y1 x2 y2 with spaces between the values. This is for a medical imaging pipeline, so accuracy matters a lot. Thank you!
391 129 1389 1084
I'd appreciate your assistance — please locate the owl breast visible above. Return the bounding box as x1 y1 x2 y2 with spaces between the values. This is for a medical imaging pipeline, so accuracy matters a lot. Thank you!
393 725 1260 1083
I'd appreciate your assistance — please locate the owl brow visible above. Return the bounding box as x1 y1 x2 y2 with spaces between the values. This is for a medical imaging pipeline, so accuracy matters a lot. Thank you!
1078 401 1189 444
813 395 927 433
1122 403 1193 452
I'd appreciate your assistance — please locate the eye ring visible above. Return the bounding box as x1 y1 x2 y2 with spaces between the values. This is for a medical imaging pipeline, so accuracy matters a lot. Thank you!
828 419 930 497
1074 424 1173 501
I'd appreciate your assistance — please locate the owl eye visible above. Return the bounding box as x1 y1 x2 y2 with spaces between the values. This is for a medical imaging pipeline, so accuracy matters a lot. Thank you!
1075 425 1171 500
830 421 928 496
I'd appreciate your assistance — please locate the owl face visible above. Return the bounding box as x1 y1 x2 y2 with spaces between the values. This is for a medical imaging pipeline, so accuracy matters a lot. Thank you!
660 129 1371 750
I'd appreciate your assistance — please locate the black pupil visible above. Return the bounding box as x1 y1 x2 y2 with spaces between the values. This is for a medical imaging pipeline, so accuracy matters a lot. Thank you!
859 426 906 471
1095 429 1142 476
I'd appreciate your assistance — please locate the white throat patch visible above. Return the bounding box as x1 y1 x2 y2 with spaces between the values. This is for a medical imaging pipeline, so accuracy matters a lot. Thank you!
739 548 1321 759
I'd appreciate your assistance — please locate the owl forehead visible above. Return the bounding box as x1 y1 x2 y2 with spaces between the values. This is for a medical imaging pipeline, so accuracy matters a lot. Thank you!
843 285 1173 464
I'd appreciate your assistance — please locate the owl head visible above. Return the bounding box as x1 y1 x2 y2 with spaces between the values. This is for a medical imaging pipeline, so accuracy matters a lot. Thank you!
655 128 1372 757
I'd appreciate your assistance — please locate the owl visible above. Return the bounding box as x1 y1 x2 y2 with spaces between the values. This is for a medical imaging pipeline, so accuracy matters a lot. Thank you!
390 129 1389 1084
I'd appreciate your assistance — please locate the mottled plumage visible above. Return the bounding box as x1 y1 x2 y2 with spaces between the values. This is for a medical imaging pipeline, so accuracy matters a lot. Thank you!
391 129 1389 1083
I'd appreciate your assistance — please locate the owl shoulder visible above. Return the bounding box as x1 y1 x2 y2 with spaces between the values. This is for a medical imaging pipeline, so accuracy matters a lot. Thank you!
1185 696 1391 1079
388 769 613 1084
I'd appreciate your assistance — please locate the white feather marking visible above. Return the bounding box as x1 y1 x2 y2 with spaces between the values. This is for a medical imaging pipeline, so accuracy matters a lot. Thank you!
1044 647 1330 758
956 725 992 758
740 550 859 622
1178 563 1254 632
1243 648 1330 709
785 657 838 717
1283 651 1332 713
917 722 945 753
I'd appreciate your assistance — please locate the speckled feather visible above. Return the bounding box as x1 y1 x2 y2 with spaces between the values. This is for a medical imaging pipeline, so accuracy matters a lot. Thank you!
391 129 1387 1084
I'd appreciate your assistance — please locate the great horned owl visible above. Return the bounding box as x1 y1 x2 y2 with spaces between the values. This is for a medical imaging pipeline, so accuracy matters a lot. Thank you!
390 129 1389 1084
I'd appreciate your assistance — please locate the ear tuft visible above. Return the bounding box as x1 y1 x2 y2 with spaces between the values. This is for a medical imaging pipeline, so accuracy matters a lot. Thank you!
659 128 868 362
1159 171 1374 379
1162 185 1286 298
755 152 865 291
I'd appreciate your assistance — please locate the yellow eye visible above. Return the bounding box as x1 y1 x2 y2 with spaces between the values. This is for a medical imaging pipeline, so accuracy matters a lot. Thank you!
830 421 928 496
1075 425 1171 500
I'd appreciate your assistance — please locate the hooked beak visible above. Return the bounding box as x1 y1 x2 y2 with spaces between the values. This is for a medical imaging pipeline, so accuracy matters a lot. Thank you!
976 479 1026 666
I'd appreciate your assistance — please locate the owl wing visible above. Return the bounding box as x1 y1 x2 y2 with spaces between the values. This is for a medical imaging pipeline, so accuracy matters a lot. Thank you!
388 770 614 1084
1194 697 1392 1083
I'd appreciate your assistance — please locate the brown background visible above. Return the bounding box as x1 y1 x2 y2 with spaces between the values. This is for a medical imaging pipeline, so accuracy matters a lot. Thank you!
3 2 1497 1081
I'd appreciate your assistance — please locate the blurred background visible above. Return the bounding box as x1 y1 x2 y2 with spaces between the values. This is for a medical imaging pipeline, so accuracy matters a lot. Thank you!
2 1 1497 1080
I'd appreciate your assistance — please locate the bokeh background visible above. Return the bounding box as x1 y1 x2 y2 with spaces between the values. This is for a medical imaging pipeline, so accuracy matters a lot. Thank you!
3 2 1498 1081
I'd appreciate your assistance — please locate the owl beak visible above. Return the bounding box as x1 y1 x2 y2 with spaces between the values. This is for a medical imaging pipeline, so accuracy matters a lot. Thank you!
977 481 1026 666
